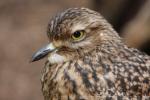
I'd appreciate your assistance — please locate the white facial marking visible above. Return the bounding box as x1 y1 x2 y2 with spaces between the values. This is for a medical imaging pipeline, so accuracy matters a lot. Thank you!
71 23 86 33
72 40 92 49
48 53 66 64
46 43 56 50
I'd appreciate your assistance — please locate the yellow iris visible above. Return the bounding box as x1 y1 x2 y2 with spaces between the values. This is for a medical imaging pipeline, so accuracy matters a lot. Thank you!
72 30 84 41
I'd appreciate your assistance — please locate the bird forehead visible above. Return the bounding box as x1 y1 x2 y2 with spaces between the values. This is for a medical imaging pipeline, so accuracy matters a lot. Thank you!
47 8 100 36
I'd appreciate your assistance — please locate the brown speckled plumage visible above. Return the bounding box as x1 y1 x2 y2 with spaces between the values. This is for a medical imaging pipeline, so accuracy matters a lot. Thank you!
33 8 150 100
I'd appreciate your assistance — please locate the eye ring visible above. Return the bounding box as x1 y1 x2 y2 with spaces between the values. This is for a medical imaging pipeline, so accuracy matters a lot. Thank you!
71 30 85 41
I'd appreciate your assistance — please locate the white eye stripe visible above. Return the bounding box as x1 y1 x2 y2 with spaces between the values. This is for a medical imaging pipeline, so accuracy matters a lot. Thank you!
71 24 86 33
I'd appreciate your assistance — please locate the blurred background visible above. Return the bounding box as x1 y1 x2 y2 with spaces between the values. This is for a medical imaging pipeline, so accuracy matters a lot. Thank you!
0 0 149 100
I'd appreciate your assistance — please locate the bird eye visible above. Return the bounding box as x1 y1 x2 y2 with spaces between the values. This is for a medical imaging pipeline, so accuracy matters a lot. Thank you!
71 30 85 41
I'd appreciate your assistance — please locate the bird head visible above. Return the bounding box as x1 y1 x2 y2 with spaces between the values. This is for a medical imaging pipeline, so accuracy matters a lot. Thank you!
31 8 119 64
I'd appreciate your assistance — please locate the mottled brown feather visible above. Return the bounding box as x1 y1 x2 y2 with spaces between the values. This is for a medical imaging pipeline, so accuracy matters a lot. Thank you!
38 8 150 100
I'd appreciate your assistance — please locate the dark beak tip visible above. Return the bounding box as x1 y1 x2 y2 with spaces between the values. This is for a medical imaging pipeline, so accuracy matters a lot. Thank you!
29 56 36 63
29 58 35 63
30 51 49 63
30 43 55 63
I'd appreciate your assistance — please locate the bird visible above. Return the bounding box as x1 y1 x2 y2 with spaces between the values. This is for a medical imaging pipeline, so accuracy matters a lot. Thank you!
31 8 150 100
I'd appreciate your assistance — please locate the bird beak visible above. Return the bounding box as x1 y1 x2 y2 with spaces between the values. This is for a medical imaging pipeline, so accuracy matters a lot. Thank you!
31 43 56 62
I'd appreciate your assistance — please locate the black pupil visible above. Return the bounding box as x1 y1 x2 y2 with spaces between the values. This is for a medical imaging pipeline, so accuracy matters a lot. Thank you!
73 31 81 38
